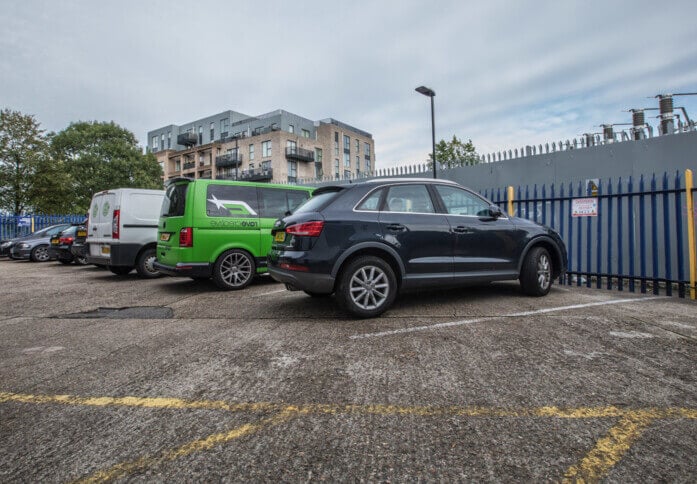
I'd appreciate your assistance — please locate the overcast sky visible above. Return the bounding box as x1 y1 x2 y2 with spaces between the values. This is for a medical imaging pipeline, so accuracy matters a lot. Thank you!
2 0 697 168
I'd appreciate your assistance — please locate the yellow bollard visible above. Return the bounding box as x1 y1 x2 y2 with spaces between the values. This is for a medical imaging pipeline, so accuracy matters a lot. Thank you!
685 169 696 300
507 186 514 217
31 216 35 233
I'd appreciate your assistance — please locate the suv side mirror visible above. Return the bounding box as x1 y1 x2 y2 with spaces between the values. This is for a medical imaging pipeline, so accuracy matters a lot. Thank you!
489 205 504 218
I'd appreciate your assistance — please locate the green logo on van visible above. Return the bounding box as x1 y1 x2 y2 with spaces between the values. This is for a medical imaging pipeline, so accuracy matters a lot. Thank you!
92 204 99 219
207 195 258 216
102 201 110 217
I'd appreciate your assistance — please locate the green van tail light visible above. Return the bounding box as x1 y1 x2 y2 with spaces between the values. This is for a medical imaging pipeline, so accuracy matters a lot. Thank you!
286 221 324 237
179 227 193 247
112 209 120 239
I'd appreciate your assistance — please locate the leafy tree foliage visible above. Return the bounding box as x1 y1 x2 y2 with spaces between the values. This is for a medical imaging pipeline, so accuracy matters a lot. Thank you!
0 109 47 214
51 121 163 212
428 135 480 168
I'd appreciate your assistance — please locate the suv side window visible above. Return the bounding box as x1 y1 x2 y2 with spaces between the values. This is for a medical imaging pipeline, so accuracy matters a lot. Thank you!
384 185 435 213
356 188 384 211
434 185 491 216
206 185 259 217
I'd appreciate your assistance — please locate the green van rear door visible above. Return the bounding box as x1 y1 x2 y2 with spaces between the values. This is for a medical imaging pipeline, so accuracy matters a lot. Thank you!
157 180 192 265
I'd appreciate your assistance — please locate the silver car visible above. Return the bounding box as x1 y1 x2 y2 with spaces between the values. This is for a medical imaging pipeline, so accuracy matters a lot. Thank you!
7 224 72 262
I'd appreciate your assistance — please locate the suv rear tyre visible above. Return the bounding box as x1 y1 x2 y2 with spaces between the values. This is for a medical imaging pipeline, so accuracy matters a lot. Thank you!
136 248 161 279
213 249 255 290
520 247 552 296
336 256 397 318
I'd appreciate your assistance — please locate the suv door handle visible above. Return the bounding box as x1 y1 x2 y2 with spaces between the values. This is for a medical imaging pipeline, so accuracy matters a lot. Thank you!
386 223 406 232
452 226 472 234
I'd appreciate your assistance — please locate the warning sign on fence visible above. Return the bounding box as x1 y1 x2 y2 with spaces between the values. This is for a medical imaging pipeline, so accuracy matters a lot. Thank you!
17 217 31 227
572 198 598 217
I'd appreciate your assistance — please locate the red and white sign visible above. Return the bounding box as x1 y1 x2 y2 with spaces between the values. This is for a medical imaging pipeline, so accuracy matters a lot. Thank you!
572 198 598 217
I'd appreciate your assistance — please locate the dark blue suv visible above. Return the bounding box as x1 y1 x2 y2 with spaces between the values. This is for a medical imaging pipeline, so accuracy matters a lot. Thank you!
268 178 567 318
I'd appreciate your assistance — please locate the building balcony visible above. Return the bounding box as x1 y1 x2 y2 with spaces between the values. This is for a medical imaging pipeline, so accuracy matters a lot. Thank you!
183 161 196 170
177 132 197 146
215 153 243 168
239 167 273 181
285 146 315 162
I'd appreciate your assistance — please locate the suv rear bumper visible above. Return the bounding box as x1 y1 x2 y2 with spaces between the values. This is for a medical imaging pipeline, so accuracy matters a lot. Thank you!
267 265 335 294
153 261 211 278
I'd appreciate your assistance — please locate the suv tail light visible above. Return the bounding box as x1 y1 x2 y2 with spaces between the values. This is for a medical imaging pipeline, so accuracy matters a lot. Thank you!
179 227 193 247
286 221 324 237
112 210 120 239
59 236 74 245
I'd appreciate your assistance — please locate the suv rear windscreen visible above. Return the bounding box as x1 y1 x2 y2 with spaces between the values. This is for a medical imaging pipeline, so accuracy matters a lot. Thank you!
161 183 188 217
293 188 343 214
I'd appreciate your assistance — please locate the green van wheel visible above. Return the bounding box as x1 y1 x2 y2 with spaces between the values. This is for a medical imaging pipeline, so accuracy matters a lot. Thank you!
212 249 255 290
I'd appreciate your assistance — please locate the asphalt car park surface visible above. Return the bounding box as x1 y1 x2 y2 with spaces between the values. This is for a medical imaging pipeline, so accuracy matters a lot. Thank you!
1 259 696 482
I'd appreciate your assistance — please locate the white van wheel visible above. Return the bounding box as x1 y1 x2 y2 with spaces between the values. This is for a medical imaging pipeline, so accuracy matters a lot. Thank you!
136 248 161 279
213 249 255 290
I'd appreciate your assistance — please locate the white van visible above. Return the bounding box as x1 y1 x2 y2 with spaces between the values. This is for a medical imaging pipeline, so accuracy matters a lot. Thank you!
86 188 165 278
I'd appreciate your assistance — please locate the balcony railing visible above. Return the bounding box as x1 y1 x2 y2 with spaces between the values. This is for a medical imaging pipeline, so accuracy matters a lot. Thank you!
183 161 196 170
177 132 197 146
239 167 273 181
285 146 315 162
215 153 243 168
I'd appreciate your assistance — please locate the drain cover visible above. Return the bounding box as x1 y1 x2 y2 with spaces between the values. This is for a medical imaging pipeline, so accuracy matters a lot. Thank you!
61 306 173 319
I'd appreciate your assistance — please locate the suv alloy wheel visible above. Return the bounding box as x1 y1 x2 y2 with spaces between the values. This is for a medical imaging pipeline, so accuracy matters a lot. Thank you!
336 256 397 318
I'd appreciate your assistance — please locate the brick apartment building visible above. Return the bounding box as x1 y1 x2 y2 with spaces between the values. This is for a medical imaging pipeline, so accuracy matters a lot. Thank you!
147 109 374 183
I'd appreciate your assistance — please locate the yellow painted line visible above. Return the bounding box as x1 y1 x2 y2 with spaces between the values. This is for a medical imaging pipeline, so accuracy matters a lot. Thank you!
2 391 696 420
562 411 655 483
72 409 300 484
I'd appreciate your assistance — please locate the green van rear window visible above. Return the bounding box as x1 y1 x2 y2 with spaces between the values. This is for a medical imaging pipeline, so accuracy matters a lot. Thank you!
161 183 188 217
206 185 259 217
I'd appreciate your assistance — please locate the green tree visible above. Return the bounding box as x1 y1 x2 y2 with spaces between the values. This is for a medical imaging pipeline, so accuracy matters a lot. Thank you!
0 109 47 214
51 121 163 212
428 135 480 169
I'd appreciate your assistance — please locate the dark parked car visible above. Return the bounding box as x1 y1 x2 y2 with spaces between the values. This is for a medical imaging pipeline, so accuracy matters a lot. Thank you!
6 224 73 262
69 224 88 264
268 178 567 317
48 225 88 265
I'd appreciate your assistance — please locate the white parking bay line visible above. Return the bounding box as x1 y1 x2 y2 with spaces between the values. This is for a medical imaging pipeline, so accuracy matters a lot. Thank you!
349 296 664 339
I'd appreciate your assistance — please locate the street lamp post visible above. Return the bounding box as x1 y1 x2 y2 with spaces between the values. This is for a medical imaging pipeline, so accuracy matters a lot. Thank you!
415 85 436 179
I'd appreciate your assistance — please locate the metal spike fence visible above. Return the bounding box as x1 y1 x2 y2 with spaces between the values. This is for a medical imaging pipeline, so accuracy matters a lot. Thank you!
0 215 85 241
482 170 697 299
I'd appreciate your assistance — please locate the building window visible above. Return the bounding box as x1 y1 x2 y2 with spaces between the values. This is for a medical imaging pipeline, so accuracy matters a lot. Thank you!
220 118 229 135
261 160 271 170
302 129 310 138
334 141 339 156
262 140 272 157
344 169 351 179
343 135 350 152
287 161 297 182
174 159 181 171
288 124 294 134
365 159 371 172
356 155 360 167
249 144 255 161
344 152 350 167
210 122 214 141
286 140 296 154
334 159 339 179
198 126 202 144
167 131 171 149
314 162 323 178
355 139 359 152
315 148 323 163
334 131 338 142
364 142 371 157
152 136 158 151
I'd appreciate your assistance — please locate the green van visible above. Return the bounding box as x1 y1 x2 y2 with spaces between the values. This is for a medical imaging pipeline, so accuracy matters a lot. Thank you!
154 178 314 290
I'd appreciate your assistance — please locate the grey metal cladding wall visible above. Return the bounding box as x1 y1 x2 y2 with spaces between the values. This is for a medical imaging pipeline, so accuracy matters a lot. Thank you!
440 131 697 192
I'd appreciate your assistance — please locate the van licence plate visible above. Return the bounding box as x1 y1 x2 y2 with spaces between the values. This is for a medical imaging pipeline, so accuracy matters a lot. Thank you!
101 245 110 255
77 230 87 237
160 233 171 241
274 232 285 243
